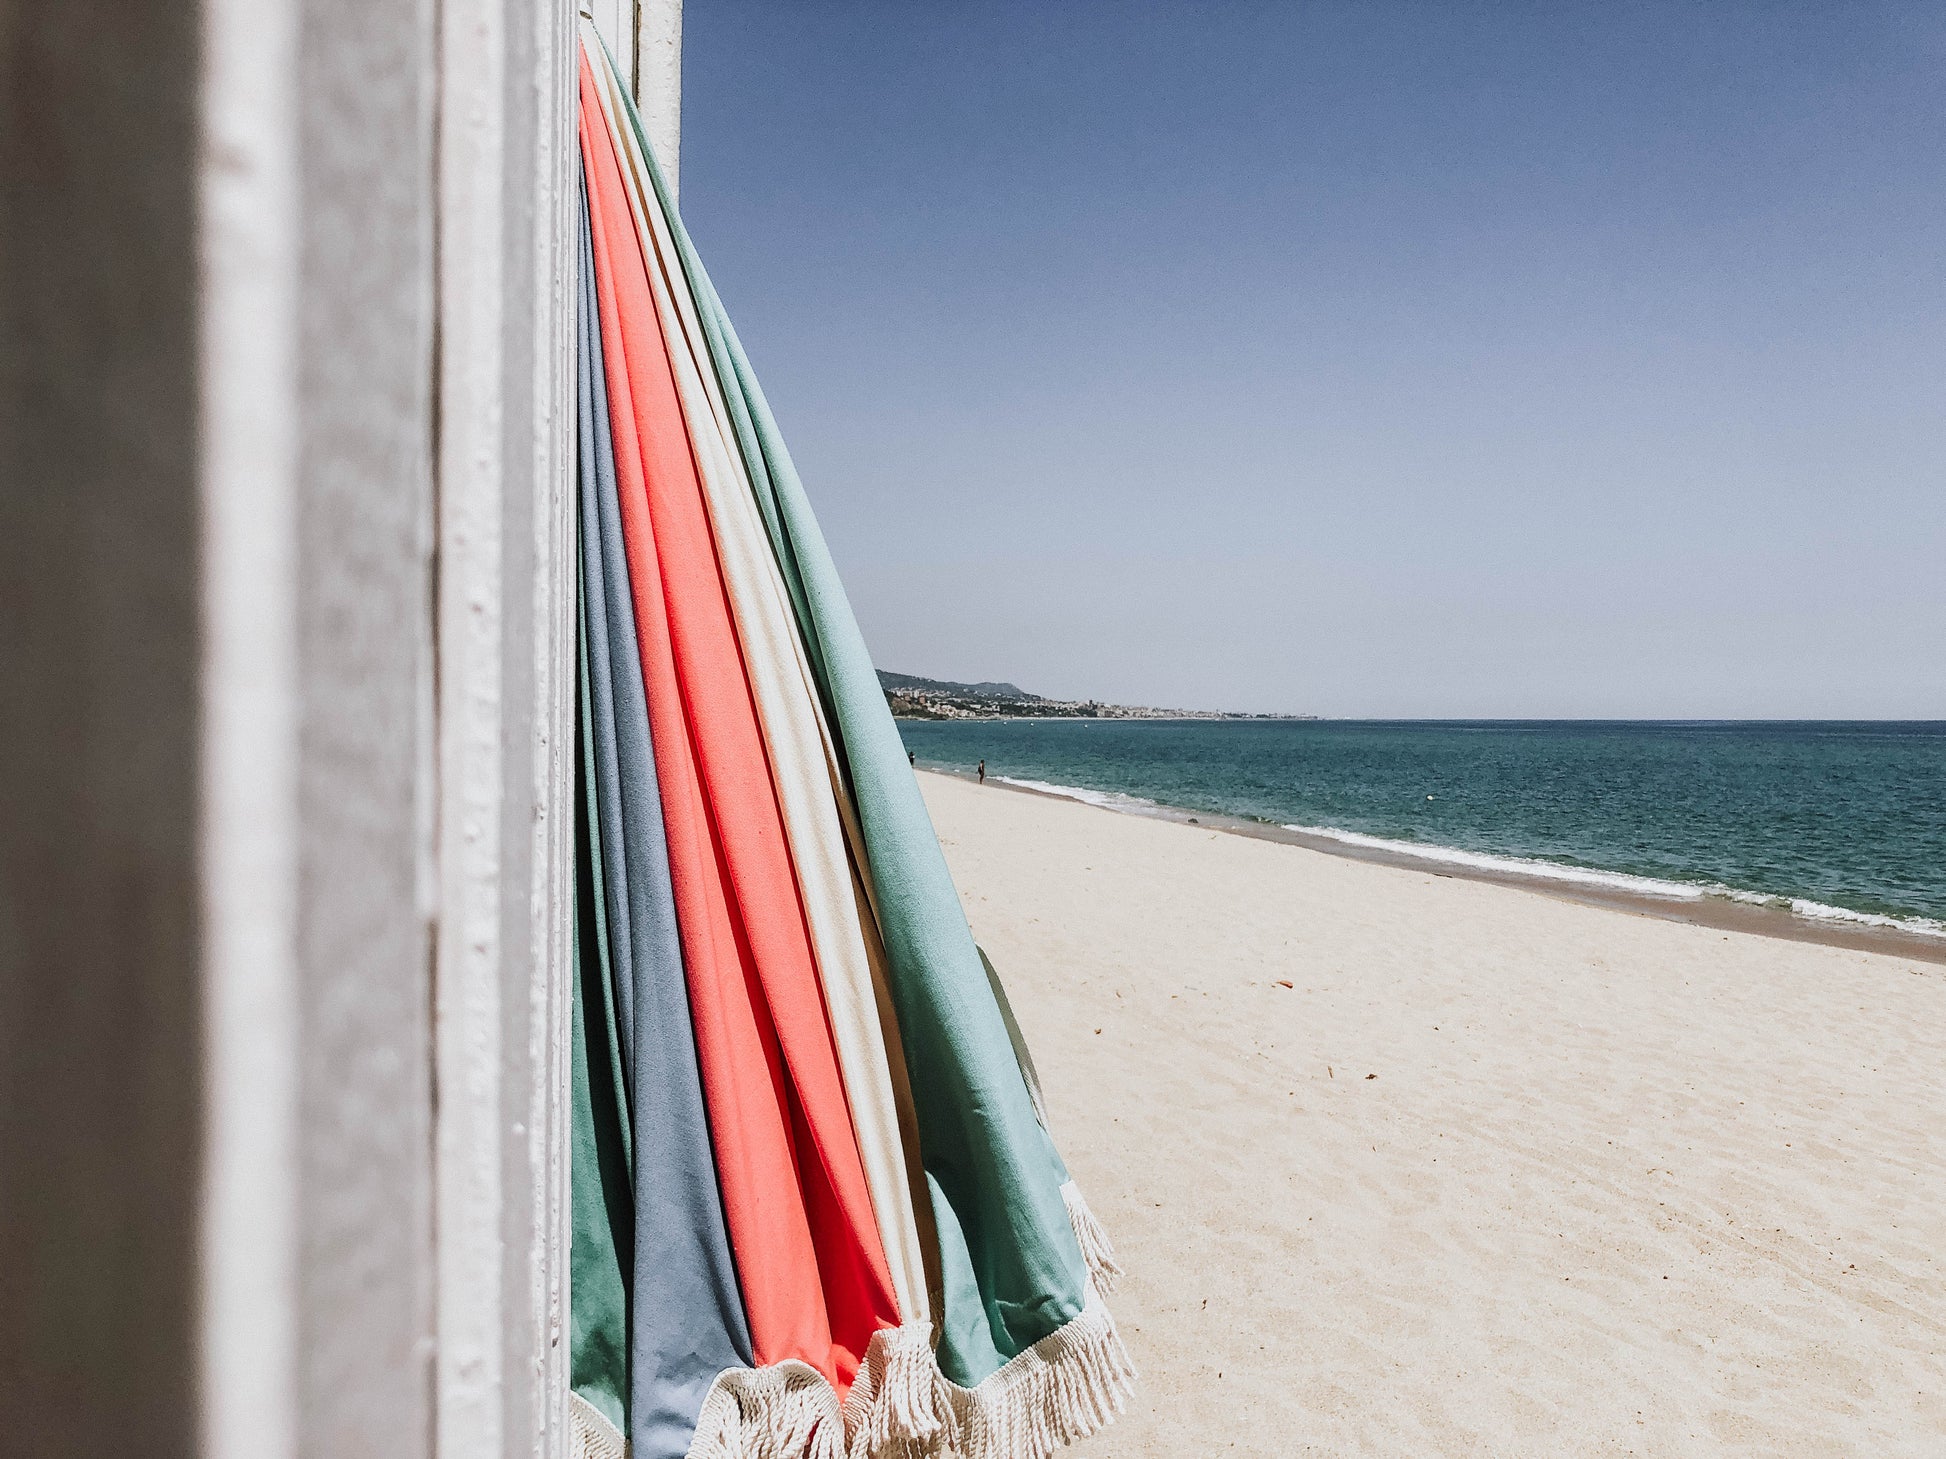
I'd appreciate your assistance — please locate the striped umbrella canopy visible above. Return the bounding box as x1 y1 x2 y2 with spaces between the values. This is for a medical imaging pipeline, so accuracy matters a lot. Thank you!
569 28 1132 1459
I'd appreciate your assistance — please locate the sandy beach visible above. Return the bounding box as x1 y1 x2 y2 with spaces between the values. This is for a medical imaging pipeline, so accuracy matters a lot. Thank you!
918 771 1946 1457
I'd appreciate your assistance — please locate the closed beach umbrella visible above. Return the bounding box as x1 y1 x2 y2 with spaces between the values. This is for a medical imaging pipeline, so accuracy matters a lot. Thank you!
573 170 754 1459
570 24 1134 1459
580 35 948 1435
584 46 901 1443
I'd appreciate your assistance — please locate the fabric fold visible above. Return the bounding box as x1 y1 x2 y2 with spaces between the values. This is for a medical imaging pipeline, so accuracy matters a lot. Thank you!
570 571 635 1448
578 167 757 1459
581 30 937 1351
580 50 901 1404
581 31 1135 1459
571 27 1134 1459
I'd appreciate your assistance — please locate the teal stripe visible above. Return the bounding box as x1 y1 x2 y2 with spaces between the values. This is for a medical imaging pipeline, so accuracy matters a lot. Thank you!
570 571 634 1435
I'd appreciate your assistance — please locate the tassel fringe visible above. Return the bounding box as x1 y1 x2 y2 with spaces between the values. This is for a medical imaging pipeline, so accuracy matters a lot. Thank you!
681 1285 1133 1459
938 1285 1136 1459
1060 1181 1123 1293
688 1360 847 1459
571 1391 631 1459
843 1321 959 1459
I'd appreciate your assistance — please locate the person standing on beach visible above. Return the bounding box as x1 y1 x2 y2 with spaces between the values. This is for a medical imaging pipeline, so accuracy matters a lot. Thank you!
978 759 986 784
908 749 915 766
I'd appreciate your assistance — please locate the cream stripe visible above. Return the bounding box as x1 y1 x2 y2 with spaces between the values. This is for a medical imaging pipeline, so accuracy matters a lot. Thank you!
584 34 932 1329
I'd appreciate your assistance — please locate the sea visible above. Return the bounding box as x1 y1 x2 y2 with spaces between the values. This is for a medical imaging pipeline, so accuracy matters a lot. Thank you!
895 719 1946 939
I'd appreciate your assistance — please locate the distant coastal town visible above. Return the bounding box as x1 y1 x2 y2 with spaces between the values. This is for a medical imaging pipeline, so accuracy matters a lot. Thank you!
879 670 1312 722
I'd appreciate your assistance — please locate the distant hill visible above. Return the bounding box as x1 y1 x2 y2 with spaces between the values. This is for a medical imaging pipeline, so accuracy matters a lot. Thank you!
876 669 1308 723
876 671 1036 702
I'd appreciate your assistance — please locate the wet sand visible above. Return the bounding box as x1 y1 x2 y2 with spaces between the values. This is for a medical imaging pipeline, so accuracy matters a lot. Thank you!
919 770 1946 1457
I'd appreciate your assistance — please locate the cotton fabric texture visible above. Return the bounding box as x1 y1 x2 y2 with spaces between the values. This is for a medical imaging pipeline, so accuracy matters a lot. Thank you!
570 25 1134 1459
569 572 634 1449
583 48 901 1396
576 172 755 1459
581 38 936 1344
595 26 1123 1378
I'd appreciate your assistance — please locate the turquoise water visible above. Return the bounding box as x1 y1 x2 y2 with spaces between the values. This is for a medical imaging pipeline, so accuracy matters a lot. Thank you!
896 719 1946 934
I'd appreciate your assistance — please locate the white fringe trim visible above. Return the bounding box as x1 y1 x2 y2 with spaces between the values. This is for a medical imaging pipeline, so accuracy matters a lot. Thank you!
1060 1181 1123 1294
680 1284 1134 1459
843 1322 959 1459
571 1390 631 1459
689 1359 847 1459
936 1284 1135 1459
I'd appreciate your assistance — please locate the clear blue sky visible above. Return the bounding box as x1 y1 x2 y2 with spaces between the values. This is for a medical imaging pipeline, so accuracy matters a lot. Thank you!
681 1 1945 718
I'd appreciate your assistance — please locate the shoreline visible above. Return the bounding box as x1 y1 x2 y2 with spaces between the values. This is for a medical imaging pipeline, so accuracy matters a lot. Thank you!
890 713 1317 724
917 766 1946 967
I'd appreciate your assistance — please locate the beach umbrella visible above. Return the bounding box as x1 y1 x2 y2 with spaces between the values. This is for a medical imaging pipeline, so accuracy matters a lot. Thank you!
583 47 902 1452
570 24 1133 1459
579 30 947 1431
571 168 754 1459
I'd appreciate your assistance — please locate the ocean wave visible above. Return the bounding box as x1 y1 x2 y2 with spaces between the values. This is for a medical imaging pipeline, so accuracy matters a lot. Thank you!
992 776 1170 817
1278 824 1720 899
1275 823 1946 939
1778 897 1946 937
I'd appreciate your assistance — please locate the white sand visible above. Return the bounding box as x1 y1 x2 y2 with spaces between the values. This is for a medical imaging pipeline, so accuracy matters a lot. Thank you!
918 772 1946 1457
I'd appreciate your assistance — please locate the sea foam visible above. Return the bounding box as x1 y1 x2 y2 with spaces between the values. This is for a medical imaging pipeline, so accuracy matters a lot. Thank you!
987 774 1946 940
1275 822 1946 938
994 776 1170 817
